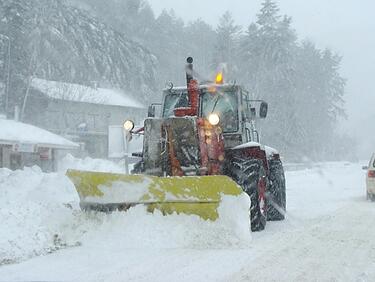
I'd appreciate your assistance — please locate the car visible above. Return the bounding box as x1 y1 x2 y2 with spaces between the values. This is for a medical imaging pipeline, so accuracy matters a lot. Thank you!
363 153 375 201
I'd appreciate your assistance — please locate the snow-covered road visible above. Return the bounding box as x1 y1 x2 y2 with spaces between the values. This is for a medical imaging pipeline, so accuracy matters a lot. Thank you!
1 162 374 281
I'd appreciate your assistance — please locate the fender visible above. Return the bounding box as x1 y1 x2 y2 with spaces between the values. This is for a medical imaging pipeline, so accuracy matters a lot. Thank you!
227 142 269 174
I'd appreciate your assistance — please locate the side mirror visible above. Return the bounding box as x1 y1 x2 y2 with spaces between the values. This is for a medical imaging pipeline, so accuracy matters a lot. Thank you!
362 165 369 170
259 102 268 119
148 105 155 118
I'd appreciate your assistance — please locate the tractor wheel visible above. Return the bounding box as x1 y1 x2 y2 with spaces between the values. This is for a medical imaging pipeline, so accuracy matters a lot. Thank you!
267 159 286 221
229 158 267 232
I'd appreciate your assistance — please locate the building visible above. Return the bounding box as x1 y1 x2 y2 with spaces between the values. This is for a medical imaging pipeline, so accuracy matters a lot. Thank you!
26 78 147 158
0 118 78 171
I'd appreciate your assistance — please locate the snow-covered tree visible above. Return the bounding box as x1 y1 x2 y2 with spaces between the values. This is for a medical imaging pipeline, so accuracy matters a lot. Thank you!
0 0 158 120
238 1 298 155
1 0 347 160
212 11 241 80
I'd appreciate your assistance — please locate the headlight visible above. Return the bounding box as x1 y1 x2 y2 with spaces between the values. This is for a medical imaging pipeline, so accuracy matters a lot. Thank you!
208 113 220 126
123 120 135 131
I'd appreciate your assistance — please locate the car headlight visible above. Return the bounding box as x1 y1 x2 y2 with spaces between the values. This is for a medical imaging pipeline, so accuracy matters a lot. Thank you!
208 113 220 126
123 120 135 131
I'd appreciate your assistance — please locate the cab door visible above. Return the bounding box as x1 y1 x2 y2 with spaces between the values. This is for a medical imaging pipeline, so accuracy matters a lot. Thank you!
366 154 375 194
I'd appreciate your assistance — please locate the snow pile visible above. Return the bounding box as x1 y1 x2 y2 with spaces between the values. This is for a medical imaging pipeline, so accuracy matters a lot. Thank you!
78 194 251 250
1 160 251 265
58 154 124 173
0 166 79 264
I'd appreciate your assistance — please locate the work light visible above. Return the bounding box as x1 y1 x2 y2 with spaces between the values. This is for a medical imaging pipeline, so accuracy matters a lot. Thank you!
123 120 135 131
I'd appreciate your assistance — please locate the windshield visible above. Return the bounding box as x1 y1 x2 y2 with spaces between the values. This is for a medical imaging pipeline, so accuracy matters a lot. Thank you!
162 89 239 132
201 90 239 132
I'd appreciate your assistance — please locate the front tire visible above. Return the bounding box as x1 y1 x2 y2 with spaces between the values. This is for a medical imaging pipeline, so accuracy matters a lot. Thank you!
229 158 267 232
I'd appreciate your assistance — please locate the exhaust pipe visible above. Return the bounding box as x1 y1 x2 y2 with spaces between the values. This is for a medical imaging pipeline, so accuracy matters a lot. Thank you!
175 57 199 117
186 57 194 86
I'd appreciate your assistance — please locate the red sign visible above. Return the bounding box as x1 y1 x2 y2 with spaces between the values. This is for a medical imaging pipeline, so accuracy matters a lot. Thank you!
39 148 51 160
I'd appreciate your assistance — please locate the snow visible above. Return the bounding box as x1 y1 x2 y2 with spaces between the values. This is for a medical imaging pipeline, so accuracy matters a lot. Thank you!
0 119 78 149
233 142 280 158
58 154 125 173
1 161 374 281
233 142 279 157
0 156 251 266
0 166 79 264
232 141 261 150
88 178 155 203
31 78 145 109
264 145 278 156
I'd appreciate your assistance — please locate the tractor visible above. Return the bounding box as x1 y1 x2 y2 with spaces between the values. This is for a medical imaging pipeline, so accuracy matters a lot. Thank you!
67 58 286 231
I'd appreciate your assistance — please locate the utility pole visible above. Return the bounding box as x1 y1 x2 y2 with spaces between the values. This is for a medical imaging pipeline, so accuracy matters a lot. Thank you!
0 34 11 117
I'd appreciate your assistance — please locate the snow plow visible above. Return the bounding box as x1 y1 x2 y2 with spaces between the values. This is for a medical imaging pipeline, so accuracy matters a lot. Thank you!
67 57 286 231
66 170 242 220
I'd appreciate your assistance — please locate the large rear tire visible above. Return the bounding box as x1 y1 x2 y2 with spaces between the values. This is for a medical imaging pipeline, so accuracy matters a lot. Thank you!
229 158 267 232
267 159 286 221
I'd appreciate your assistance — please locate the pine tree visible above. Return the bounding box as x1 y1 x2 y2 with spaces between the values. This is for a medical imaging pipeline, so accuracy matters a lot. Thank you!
212 11 241 80
185 19 216 80
256 0 280 30
0 0 31 114
239 0 298 156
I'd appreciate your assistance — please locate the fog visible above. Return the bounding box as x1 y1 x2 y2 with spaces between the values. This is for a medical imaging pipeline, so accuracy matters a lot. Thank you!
1 0 373 162
151 0 375 158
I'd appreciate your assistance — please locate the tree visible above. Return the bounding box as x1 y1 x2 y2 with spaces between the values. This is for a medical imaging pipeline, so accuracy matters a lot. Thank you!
0 0 31 116
256 0 280 30
212 11 241 80
239 0 298 156
184 19 216 80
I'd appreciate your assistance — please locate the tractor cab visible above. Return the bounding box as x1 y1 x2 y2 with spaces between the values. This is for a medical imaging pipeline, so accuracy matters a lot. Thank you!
162 85 239 133
137 57 269 176
160 83 268 148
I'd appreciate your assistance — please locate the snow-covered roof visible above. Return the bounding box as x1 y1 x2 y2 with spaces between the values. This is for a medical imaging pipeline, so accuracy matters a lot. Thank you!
0 119 79 149
31 78 145 109
165 83 236 92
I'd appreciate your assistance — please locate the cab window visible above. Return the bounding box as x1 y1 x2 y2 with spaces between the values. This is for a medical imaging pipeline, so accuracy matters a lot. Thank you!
163 91 188 117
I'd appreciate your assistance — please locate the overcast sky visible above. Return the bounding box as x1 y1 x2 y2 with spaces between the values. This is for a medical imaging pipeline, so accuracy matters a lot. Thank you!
150 0 375 157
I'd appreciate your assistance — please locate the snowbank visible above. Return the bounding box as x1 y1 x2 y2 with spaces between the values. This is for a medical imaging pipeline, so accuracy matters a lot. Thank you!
0 166 79 264
58 154 125 173
77 194 251 250
0 158 251 265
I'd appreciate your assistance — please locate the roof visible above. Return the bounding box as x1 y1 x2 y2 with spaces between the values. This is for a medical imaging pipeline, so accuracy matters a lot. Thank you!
164 83 239 92
31 78 145 109
0 119 79 150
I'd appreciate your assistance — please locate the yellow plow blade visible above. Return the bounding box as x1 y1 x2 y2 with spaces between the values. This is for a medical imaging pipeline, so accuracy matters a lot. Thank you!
66 169 243 221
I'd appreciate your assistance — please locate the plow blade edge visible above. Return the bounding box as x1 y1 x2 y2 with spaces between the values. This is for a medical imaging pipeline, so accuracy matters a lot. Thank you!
66 169 243 221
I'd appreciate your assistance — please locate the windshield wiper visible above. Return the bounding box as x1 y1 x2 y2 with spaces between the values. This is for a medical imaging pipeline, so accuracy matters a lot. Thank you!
211 92 224 113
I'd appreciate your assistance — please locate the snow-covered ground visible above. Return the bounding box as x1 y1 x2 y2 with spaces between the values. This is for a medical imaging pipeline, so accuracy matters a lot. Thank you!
0 159 374 281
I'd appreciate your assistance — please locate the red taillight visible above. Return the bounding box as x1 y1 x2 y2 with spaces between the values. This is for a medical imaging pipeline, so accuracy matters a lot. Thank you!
368 171 375 178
